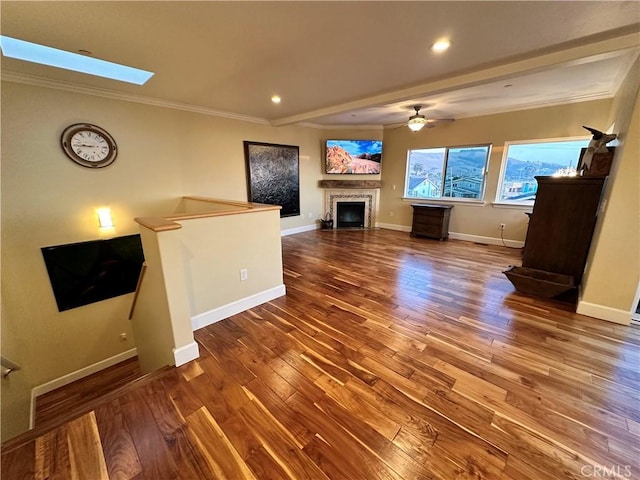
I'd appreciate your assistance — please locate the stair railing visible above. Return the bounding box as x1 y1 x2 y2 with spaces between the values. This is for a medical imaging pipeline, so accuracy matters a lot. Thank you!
129 262 148 320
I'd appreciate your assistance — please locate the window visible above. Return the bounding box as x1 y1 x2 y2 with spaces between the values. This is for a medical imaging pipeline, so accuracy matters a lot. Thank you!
404 145 491 200
496 138 589 205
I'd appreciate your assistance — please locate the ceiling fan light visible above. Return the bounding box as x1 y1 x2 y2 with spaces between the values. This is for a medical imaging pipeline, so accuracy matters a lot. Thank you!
408 117 427 131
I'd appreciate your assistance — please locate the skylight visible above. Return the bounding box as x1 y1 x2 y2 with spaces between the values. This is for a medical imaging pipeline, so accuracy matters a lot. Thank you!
0 36 154 85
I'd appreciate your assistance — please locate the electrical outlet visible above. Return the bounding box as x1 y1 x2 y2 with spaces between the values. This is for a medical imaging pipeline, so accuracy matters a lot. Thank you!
240 269 248 281
389 211 394 217
500 223 506 231
119 332 127 342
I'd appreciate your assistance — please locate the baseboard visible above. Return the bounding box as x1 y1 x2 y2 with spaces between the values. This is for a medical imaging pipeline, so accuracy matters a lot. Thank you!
29 347 138 429
378 223 411 232
449 232 524 248
576 301 631 325
173 341 200 367
281 224 318 236
191 284 287 331
377 224 525 248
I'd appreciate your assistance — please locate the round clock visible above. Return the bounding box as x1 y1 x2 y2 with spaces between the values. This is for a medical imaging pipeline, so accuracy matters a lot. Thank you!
61 123 118 168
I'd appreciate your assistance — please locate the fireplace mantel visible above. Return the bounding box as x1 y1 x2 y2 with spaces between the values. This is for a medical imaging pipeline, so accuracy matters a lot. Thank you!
319 180 381 189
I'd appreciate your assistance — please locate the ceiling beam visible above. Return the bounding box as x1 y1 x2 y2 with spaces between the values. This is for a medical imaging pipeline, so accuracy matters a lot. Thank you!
270 31 640 127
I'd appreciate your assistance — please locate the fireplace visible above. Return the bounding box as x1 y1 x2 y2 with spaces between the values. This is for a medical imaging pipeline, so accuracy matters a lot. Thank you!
336 202 365 228
323 188 377 229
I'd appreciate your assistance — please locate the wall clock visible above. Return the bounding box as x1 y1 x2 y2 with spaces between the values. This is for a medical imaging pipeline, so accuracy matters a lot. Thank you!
61 123 118 168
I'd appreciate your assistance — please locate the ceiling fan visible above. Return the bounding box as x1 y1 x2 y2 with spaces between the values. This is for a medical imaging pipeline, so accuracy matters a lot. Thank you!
401 105 455 132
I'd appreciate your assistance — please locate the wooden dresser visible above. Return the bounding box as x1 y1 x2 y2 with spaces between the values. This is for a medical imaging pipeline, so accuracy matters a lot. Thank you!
505 175 606 298
410 204 453 240
522 176 606 286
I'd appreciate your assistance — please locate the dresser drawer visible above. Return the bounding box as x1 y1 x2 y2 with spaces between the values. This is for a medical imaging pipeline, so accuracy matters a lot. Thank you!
412 223 445 237
412 214 444 226
413 208 446 219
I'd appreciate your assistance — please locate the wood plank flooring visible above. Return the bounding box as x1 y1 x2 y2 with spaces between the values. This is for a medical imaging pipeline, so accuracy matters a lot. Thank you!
3 229 639 479
34 357 143 429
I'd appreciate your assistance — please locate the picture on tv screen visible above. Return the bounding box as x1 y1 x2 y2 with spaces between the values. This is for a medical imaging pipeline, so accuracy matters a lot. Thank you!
41 234 145 312
325 139 382 174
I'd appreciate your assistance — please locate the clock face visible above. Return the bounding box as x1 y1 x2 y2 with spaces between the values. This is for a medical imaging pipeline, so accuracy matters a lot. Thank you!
70 130 110 162
61 123 117 168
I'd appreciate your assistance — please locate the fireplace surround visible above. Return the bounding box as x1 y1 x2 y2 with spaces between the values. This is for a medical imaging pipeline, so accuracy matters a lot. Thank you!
323 189 378 229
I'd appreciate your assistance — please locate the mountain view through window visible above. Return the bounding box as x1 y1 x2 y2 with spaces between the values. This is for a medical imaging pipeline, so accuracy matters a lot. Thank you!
405 146 490 200
497 139 589 203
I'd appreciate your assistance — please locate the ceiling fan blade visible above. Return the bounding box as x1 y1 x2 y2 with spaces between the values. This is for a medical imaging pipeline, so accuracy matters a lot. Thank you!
384 112 455 131
427 118 455 124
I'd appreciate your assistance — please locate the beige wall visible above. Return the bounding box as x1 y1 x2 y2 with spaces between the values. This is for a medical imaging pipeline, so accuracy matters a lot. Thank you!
131 207 284 373
177 116 327 229
0 77 633 441
131 228 177 373
0 81 324 440
579 59 640 323
379 100 612 242
176 209 284 317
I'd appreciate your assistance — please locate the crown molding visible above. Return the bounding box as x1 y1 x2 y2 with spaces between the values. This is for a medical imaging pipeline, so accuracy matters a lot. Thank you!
1 71 270 125
1 71 385 131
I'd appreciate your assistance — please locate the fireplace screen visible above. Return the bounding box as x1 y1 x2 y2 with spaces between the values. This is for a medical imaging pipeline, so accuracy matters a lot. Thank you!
336 202 365 228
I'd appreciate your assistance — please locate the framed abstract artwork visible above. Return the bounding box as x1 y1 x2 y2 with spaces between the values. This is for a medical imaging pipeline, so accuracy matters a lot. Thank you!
243 141 300 217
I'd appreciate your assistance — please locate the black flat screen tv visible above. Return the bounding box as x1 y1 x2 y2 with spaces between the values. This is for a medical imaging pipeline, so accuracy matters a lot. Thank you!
41 234 145 312
325 139 382 174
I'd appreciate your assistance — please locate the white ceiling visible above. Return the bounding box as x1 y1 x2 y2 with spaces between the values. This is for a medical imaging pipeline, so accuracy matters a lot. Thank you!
1 1 639 128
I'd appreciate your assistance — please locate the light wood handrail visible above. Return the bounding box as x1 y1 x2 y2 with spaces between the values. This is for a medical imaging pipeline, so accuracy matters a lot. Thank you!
129 262 148 320
135 197 281 233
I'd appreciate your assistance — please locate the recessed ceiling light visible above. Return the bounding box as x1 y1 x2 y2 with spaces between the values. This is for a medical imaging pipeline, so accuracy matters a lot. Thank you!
271 95 281 104
0 35 154 85
431 39 451 53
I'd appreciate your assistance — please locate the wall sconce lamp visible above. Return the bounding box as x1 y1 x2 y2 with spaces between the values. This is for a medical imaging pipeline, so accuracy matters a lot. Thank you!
96 208 114 229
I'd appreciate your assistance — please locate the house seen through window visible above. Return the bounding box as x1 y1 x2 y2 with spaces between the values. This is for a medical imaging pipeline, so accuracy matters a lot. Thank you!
404 145 491 200
496 138 589 204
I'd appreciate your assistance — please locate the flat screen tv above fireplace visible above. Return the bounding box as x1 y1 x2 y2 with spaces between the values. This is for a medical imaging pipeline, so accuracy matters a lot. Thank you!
325 139 382 174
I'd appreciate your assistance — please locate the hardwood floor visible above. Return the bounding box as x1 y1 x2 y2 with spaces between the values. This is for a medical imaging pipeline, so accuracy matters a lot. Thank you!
3 229 639 479
34 356 143 429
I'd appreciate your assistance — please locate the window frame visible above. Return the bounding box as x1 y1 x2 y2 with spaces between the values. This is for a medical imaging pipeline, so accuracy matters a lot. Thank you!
403 143 492 204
